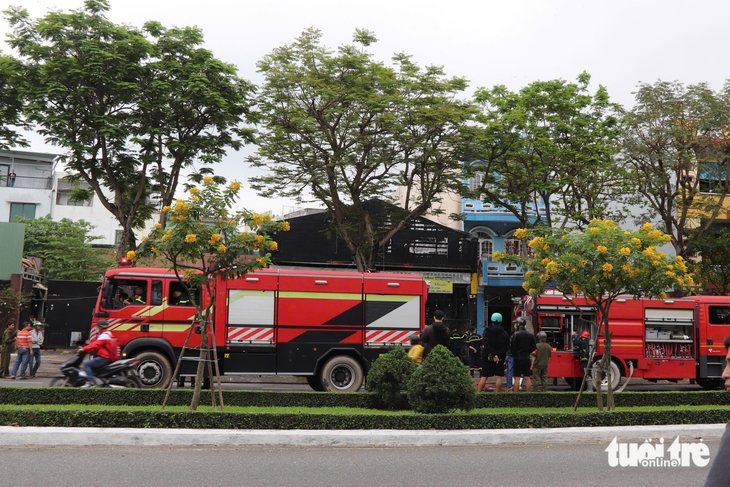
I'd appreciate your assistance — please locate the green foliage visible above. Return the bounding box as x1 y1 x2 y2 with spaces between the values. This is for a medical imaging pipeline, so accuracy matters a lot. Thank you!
622 80 730 257
4 1 253 257
0 54 27 149
0 286 30 324
249 28 476 271
469 72 627 230
509 220 690 300
685 225 730 295
15 216 112 281
407 345 476 413
366 346 416 409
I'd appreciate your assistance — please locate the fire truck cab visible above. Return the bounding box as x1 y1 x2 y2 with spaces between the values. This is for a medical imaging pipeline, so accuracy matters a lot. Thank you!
92 267 428 391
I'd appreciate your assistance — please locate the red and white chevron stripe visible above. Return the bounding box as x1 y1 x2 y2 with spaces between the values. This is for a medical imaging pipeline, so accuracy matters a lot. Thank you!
365 329 412 345
227 326 274 343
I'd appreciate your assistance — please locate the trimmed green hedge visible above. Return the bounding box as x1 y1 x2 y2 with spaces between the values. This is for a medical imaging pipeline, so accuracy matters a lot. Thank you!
1 387 729 409
0 408 729 430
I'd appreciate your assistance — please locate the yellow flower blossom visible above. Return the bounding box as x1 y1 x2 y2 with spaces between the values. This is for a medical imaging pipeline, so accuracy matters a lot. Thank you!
619 247 631 256
217 244 227 253
229 181 242 192
162 234 170 242
203 176 214 185
578 259 587 267
540 273 550 282
641 222 653 231
522 281 530 291
154 223 162 229
162 206 171 213
589 227 600 233
280 222 291 232
126 250 136 261
542 257 551 266
189 187 200 195
596 245 607 254
665 271 675 278
269 241 278 251
602 263 613 272
528 237 544 249
514 228 529 240
209 233 222 243
185 234 197 243
546 262 559 275
648 230 663 240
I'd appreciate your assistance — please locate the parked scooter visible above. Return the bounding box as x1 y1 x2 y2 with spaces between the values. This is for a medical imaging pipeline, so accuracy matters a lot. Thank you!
49 351 142 388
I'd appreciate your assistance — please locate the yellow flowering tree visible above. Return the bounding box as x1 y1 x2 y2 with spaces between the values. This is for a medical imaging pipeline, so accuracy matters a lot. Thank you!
495 220 689 410
135 178 288 410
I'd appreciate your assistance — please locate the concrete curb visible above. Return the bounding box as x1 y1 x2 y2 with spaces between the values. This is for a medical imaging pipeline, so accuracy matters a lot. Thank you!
0 424 725 447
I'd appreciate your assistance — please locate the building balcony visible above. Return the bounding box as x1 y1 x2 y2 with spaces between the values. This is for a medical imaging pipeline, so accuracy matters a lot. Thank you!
2 175 53 190
482 257 525 287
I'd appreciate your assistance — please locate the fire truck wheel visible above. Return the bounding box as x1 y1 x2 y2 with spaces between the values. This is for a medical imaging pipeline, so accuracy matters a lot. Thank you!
696 378 724 390
321 356 364 392
591 359 621 390
306 375 325 391
135 351 173 388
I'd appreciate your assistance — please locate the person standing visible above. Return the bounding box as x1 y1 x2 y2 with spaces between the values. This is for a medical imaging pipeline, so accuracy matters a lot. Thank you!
703 335 730 486
505 320 520 390
7 169 16 187
421 310 450 360
10 321 33 379
1 321 17 378
532 331 552 392
29 321 44 378
448 324 467 364
478 313 509 392
511 319 537 392
465 326 482 377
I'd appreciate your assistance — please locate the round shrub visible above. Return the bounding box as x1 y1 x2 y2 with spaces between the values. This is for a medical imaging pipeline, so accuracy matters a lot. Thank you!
407 344 476 413
366 345 416 409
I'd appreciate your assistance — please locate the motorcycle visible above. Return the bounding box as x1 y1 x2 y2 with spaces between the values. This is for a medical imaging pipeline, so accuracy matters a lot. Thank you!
49 350 143 388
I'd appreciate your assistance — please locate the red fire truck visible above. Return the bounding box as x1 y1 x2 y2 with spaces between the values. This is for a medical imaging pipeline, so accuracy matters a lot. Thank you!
528 292 729 390
91 267 428 391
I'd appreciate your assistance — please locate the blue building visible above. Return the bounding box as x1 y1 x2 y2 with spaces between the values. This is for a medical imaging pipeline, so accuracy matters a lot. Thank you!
462 165 544 333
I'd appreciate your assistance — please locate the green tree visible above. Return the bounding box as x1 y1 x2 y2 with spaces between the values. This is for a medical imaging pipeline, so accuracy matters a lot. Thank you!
622 80 730 257
16 216 111 281
135 178 288 411
0 54 26 150
496 220 688 410
685 225 730 295
5 0 254 258
468 73 628 230
249 28 475 271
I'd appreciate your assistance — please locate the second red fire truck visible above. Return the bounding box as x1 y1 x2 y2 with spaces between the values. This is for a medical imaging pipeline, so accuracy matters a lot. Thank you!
527 292 729 390
91 266 428 391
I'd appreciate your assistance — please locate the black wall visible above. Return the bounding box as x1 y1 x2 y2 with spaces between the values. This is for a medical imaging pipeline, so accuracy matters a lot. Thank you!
44 280 100 348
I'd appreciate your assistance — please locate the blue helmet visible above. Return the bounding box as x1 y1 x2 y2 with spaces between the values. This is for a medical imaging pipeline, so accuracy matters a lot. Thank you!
490 312 503 323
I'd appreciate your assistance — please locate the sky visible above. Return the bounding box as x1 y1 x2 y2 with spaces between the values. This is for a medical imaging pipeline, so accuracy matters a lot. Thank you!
2 0 730 214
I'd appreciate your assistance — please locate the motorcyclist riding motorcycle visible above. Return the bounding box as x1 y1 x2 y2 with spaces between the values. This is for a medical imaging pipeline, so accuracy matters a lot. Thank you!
78 319 119 387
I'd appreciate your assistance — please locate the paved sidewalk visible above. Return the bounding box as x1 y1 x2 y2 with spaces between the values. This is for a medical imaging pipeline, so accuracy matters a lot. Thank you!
0 424 724 447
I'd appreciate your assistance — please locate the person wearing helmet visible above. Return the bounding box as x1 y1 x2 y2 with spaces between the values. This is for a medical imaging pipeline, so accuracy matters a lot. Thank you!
478 312 509 392
78 320 118 387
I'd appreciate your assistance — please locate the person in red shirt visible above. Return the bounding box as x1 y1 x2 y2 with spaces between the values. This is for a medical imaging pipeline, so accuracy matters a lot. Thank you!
10 321 32 379
79 320 117 387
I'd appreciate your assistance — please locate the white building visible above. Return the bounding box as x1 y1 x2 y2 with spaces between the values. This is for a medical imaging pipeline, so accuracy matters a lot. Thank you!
0 150 56 222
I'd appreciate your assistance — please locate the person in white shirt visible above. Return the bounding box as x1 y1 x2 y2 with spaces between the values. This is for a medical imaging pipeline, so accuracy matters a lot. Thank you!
29 321 44 378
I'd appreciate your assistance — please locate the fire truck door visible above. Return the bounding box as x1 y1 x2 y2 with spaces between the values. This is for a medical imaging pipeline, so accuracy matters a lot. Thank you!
223 274 277 374
699 304 730 378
